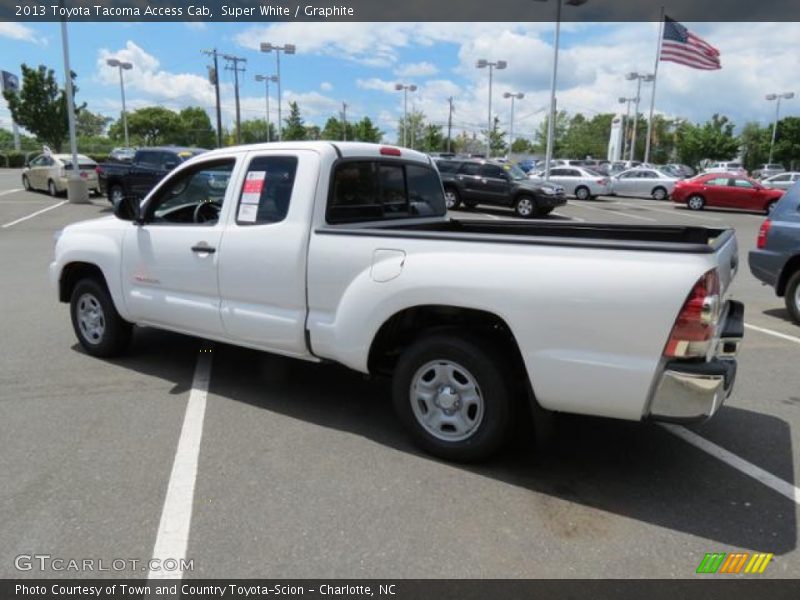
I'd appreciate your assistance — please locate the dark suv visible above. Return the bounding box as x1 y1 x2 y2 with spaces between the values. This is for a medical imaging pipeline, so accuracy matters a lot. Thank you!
749 181 800 324
435 158 566 218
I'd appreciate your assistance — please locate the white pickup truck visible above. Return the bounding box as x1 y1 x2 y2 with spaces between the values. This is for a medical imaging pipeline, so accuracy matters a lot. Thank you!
51 142 744 462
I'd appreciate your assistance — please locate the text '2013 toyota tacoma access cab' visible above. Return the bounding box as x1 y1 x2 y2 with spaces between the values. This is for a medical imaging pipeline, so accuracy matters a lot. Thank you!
51 142 744 462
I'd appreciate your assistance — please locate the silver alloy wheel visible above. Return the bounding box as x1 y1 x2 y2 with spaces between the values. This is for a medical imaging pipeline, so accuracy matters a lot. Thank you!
23 175 30 191
48 180 56 196
444 189 457 209
110 186 124 205
516 197 534 217
76 293 106 345
409 359 485 442
653 188 667 200
688 195 704 210
575 187 590 200
794 284 800 314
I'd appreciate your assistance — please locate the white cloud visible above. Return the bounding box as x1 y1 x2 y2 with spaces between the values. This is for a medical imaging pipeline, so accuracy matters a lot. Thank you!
0 22 45 45
394 61 438 78
356 78 399 93
320 81 333 92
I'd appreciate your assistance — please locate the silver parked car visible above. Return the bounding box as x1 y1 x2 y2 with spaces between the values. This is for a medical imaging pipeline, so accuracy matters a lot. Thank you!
529 166 611 200
752 163 786 180
611 168 679 200
761 172 800 191
22 153 101 197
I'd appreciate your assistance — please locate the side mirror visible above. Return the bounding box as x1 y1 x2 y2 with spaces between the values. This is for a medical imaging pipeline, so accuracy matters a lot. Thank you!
113 195 141 222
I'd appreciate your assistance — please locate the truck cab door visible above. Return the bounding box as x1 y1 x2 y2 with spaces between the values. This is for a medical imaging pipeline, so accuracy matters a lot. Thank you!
120 157 238 336
216 150 316 358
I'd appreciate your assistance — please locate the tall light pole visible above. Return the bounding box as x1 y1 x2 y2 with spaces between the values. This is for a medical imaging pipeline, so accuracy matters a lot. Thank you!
255 74 278 142
503 92 524 157
625 71 654 163
766 92 795 164
618 96 635 159
538 0 588 180
394 83 417 147
260 42 295 142
476 59 507 158
60 21 87 203
106 58 133 147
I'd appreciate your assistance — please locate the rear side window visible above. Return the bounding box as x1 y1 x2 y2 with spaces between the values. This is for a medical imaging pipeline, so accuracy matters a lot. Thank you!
328 160 445 224
435 160 459 173
481 164 505 178
458 162 481 176
235 156 297 225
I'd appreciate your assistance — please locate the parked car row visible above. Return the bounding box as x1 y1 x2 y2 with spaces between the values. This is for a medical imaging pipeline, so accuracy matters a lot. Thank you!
21 153 101 197
527 166 678 200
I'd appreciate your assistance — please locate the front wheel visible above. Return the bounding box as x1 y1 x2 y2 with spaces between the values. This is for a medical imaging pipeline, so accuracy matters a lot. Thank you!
514 195 536 218
392 333 514 462
652 187 668 201
22 175 31 191
70 278 132 357
108 184 124 206
785 270 800 325
574 186 590 200
687 194 705 210
48 179 58 197
443 187 461 210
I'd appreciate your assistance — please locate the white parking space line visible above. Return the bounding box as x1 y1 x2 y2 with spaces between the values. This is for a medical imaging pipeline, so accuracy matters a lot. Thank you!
615 201 722 222
662 424 800 506
148 346 213 580
1 200 67 228
572 202 657 222
553 211 585 222
480 212 502 220
744 323 800 346
0 188 22 197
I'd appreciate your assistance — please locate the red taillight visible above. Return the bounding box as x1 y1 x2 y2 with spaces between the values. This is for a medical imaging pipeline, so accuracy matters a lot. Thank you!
757 219 771 249
664 270 721 358
380 146 402 156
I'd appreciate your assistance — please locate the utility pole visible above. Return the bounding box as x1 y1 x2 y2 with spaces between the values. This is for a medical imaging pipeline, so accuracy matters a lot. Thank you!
223 53 247 145
202 49 223 147
341 102 348 141
447 96 454 153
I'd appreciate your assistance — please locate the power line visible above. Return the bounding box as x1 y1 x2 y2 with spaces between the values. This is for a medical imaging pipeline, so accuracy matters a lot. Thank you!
222 53 246 144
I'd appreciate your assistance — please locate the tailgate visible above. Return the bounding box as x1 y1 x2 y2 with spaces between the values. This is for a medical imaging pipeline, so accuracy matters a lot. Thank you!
713 230 739 296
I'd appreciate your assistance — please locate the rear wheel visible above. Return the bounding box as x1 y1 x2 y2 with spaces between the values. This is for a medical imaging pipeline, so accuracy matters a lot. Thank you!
108 184 124 207
687 194 705 210
652 186 668 201
574 186 590 200
514 195 536 218
392 333 514 462
47 179 58 197
785 270 800 325
22 175 31 191
70 278 132 357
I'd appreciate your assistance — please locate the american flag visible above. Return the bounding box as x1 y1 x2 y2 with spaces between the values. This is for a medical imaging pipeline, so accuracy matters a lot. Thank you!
660 16 721 70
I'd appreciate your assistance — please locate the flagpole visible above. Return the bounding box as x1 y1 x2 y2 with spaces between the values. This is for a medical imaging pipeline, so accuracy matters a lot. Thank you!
644 6 665 165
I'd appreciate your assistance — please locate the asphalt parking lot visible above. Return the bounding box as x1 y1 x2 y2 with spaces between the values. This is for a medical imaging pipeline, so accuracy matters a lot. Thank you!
0 167 798 580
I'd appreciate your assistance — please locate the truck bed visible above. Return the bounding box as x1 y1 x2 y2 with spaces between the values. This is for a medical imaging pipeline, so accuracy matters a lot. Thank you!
318 218 734 254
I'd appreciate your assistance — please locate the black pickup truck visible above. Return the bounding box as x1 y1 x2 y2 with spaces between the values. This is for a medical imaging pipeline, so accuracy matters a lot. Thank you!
435 157 566 218
98 146 206 204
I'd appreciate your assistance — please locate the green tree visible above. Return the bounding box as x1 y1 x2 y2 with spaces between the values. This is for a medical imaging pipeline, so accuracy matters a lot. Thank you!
739 122 771 172
772 117 800 169
534 110 569 156
397 110 428 150
420 123 444 152
109 106 182 146
76 109 112 137
483 115 507 156
238 119 276 144
282 101 306 141
305 124 321 140
675 114 740 169
351 116 382 143
510 138 532 154
176 106 215 148
3 64 85 152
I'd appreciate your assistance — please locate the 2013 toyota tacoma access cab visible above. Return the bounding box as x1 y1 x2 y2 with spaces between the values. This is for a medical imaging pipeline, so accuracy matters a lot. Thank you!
51 142 744 462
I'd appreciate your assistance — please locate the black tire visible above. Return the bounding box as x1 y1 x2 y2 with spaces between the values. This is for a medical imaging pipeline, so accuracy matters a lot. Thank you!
652 186 668 201
108 184 125 206
574 186 590 200
514 195 536 218
443 187 461 210
392 332 514 462
687 194 705 211
70 278 132 358
22 175 31 191
785 270 800 325
533 206 554 217
47 179 58 197
766 200 778 216
464 200 479 209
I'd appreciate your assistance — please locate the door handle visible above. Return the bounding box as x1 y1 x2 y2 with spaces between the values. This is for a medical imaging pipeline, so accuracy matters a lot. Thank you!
191 244 216 254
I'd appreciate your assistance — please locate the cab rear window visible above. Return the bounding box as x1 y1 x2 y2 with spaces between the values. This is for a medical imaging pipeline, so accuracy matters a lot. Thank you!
327 160 445 224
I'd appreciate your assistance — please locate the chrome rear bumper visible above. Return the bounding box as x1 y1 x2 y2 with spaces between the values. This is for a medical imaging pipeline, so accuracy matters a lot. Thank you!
649 300 743 422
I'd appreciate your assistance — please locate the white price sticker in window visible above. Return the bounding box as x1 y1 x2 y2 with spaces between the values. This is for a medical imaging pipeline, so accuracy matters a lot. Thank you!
237 203 258 223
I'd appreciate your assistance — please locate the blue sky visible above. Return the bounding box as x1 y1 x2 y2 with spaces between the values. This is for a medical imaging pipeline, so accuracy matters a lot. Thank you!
2 21 799 143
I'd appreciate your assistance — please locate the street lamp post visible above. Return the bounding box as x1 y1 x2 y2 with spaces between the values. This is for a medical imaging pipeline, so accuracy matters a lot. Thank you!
537 0 588 180
503 92 524 157
106 58 133 147
255 74 278 142
618 96 635 159
766 92 795 164
394 83 417 148
476 59 507 158
625 71 654 163
260 43 295 141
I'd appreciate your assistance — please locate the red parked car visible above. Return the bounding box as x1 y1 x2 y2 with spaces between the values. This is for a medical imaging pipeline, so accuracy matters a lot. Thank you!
671 173 784 215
